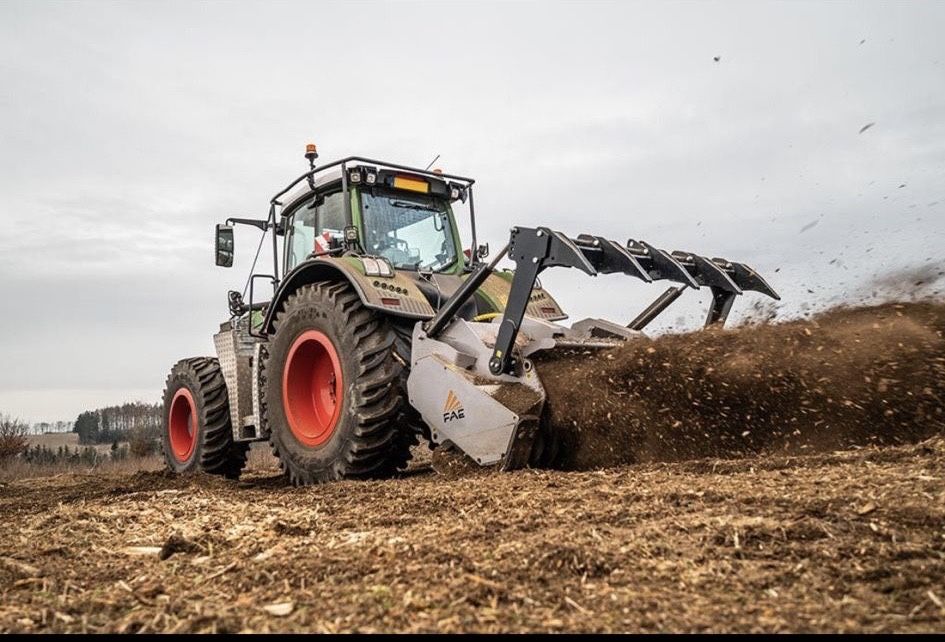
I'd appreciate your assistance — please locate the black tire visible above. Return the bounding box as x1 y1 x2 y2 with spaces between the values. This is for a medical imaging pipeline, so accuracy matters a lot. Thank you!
161 357 248 479
265 281 415 485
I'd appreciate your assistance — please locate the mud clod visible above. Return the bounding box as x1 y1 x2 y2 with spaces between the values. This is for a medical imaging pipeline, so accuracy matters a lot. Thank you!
159 533 203 560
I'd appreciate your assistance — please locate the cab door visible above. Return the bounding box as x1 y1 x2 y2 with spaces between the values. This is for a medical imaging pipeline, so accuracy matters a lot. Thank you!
285 190 348 272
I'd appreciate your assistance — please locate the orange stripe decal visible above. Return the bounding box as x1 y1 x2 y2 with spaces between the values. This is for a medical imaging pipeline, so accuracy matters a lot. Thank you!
443 390 462 413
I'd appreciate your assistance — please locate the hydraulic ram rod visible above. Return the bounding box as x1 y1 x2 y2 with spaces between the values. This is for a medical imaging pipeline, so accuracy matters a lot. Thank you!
628 286 686 331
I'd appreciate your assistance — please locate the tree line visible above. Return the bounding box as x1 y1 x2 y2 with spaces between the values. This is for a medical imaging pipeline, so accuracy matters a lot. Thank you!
21 443 119 466
28 420 72 435
0 403 163 464
73 402 162 444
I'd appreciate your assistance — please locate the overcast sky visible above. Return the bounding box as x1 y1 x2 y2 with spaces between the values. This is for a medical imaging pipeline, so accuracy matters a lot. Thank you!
1 0 943 423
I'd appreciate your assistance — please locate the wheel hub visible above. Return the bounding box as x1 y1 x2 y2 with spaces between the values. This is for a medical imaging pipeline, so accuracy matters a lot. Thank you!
168 388 197 462
282 330 344 447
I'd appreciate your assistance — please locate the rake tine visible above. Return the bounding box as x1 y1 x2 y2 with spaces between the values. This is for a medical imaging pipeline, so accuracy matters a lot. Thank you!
603 238 652 282
691 254 742 294
633 240 700 289
728 261 781 300
575 234 653 282
548 229 597 275
669 251 740 293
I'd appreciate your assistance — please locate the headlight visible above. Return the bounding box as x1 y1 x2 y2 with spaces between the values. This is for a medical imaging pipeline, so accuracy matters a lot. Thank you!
448 182 467 202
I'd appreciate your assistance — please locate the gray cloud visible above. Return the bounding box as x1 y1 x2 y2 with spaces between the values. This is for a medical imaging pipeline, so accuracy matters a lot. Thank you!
1 0 943 421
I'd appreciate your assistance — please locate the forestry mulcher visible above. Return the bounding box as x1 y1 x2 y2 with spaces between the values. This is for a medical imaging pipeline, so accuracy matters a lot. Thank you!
162 146 779 484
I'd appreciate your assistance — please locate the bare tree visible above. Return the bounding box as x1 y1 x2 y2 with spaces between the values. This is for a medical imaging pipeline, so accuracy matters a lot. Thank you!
0 414 29 462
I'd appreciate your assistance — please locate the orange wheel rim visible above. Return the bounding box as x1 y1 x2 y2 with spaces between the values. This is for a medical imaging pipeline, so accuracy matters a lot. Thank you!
168 388 198 462
282 330 343 447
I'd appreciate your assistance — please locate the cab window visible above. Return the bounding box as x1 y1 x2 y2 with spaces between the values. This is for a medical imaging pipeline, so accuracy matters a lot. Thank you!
286 191 347 270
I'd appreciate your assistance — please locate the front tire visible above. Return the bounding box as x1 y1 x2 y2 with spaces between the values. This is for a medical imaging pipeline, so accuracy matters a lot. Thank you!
161 357 248 479
265 281 414 485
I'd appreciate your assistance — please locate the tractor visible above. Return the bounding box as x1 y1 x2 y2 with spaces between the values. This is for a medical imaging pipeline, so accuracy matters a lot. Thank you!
162 146 779 484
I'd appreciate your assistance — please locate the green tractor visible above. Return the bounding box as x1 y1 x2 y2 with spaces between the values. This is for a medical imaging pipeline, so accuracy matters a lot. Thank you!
162 146 779 485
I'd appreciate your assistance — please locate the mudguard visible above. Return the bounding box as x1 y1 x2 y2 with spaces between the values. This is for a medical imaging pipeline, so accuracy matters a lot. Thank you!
262 256 569 335
261 256 437 334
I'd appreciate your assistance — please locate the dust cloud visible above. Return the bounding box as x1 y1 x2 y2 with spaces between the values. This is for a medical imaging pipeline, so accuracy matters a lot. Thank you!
537 300 945 469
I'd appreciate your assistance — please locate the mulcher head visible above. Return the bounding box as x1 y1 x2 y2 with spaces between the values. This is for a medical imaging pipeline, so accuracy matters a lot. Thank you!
407 226 780 471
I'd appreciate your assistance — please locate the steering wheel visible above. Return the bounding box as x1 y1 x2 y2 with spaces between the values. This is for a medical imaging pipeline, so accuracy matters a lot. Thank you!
375 237 412 266
379 246 410 266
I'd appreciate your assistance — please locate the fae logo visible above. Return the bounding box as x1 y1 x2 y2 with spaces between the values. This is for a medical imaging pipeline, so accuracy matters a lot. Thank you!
442 390 465 423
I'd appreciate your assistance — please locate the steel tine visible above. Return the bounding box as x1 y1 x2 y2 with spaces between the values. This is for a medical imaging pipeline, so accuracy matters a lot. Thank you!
603 237 653 282
575 234 651 280
549 229 597 275
730 262 781 300
581 235 653 281
635 240 700 288
690 254 742 294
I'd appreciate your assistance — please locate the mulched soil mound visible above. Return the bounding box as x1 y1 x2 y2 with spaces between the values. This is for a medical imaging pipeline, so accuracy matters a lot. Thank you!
535 301 945 470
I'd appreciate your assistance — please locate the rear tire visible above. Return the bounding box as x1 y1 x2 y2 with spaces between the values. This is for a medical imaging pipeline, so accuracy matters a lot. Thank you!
161 357 248 479
265 281 415 485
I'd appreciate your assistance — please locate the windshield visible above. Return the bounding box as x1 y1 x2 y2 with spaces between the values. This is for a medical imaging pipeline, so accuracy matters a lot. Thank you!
360 189 458 271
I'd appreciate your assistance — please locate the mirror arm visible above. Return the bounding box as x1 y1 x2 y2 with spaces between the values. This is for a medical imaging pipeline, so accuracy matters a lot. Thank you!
225 217 270 232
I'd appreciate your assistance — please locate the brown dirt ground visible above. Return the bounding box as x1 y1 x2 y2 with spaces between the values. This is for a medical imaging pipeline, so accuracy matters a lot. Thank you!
1 437 944 633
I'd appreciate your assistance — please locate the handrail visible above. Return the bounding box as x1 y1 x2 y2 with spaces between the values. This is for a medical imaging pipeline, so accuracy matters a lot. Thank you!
270 156 476 205
252 155 481 306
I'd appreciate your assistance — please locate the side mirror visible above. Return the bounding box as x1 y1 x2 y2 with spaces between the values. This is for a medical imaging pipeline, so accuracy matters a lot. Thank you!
215 224 234 267
476 243 490 260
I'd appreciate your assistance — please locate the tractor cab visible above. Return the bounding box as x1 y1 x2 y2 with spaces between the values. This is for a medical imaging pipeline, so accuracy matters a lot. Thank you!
214 147 567 332
215 148 484 315
280 163 468 276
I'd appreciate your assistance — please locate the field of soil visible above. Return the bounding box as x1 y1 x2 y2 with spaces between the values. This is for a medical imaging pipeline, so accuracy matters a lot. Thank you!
25 433 81 448
1 300 943 632
1 437 944 633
